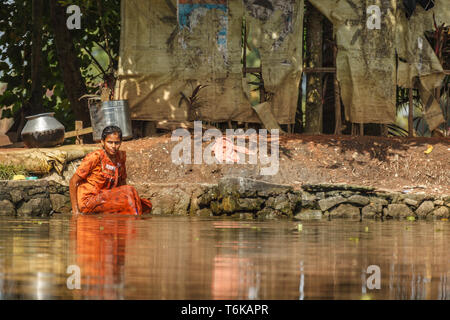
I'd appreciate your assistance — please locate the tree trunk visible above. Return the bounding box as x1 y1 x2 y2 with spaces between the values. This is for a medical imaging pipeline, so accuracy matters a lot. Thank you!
304 2 323 134
29 0 45 117
49 0 91 127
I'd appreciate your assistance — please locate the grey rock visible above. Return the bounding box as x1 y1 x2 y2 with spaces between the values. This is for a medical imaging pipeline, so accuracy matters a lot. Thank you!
222 196 238 213
430 206 449 218
325 191 341 197
266 194 293 215
17 198 52 216
28 187 46 196
431 206 450 218
318 196 346 211
346 195 370 206
7 180 46 189
294 209 322 221
374 193 393 201
315 192 326 200
287 192 302 206
301 192 317 208
0 190 12 201
9 189 24 204
173 193 191 214
237 198 264 211
0 200 16 216
329 204 360 219
256 207 282 220
210 201 222 215
151 207 163 215
239 212 254 220
50 194 71 213
369 197 389 206
218 177 292 198
415 201 435 218
361 203 383 219
404 198 418 207
340 191 355 198
198 186 219 207
399 193 432 203
196 208 212 217
302 183 375 192
385 204 413 218
433 200 444 206
443 196 450 207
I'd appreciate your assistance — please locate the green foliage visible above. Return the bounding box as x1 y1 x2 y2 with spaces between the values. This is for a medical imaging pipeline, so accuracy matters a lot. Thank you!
0 163 28 180
0 0 120 131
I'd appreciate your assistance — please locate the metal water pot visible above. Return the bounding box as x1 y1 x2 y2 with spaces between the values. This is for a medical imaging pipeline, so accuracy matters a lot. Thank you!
21 112 65 148
89 100 133 142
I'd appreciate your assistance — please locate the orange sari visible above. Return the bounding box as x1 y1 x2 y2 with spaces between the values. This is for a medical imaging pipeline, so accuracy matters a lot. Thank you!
76 149 152 215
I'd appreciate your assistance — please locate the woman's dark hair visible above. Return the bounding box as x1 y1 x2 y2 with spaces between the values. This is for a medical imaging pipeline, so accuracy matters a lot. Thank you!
101 126 123 141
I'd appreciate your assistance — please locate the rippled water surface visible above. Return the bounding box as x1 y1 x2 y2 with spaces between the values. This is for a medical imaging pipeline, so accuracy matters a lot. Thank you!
0 215 449 300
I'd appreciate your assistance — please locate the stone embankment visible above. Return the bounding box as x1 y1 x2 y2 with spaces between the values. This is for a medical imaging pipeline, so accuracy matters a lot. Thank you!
0 180 70 216
1 177 449 220
187 177 450 220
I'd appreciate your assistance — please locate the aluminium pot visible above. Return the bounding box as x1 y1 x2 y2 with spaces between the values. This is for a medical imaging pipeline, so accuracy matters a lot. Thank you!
21 112 65 148
89 100 133 142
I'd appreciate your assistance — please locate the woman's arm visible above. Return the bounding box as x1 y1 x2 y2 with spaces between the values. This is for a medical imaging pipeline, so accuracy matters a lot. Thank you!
69 173 83 215
118 176 127 186
118 150 127 186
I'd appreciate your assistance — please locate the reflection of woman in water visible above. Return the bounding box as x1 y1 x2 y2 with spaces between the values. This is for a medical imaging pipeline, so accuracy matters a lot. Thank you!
71 214 137 299
69 126 152 215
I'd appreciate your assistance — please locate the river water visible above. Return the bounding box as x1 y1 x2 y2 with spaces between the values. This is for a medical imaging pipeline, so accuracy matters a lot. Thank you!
0 215 448 300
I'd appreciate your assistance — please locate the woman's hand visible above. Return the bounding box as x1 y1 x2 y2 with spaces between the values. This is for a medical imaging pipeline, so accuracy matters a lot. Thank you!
69 173 83 216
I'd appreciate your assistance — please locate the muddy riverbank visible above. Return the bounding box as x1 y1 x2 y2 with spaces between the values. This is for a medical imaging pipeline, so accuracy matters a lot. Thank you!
2 133 448 219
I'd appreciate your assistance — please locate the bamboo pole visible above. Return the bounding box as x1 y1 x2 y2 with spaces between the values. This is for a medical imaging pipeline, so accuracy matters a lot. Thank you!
408 87 414 137
75 121 83 144
333 42 342 135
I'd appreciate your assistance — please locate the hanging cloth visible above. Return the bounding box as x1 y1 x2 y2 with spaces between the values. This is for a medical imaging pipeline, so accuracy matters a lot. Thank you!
404 0 435 19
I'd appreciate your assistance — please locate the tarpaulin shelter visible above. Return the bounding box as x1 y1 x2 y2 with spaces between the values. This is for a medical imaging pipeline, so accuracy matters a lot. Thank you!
116 0 448 130
308 0 449 130
115 0 304 125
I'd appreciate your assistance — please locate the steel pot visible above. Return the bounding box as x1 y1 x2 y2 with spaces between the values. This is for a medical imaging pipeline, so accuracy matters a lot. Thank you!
21 112 65 148
89 100 133 142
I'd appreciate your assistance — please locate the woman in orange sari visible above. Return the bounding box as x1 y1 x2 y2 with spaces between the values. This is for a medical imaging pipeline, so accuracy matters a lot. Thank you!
69 126 152 216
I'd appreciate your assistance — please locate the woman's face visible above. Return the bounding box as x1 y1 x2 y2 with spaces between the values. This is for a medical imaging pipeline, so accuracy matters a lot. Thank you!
101 132 122 157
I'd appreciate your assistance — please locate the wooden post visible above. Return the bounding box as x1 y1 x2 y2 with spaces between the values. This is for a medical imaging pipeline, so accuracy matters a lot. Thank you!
75 120 83 144
259 65 265 103
408 86 414 137
143 121 157 137
381 124 388 137
304 2 323 134
243 19 247 78
359 123 364 136
333 41 342 135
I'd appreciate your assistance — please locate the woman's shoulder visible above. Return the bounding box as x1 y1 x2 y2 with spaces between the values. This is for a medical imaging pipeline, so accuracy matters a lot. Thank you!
83 149 103 163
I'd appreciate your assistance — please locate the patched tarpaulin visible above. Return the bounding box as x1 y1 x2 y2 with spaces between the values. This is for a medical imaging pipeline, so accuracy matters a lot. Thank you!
116 0 253 123
245 0 304 125
309 0 398 124
116 0 304 124
396 0 449 131
309 0 448 128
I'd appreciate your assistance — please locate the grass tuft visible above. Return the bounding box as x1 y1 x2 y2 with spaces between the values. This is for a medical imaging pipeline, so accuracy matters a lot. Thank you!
0 164 28 180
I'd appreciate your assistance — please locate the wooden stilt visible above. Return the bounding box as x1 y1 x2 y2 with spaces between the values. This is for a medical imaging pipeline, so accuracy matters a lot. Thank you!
408 86 414 137
333 41 342 135
75 121 83 144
